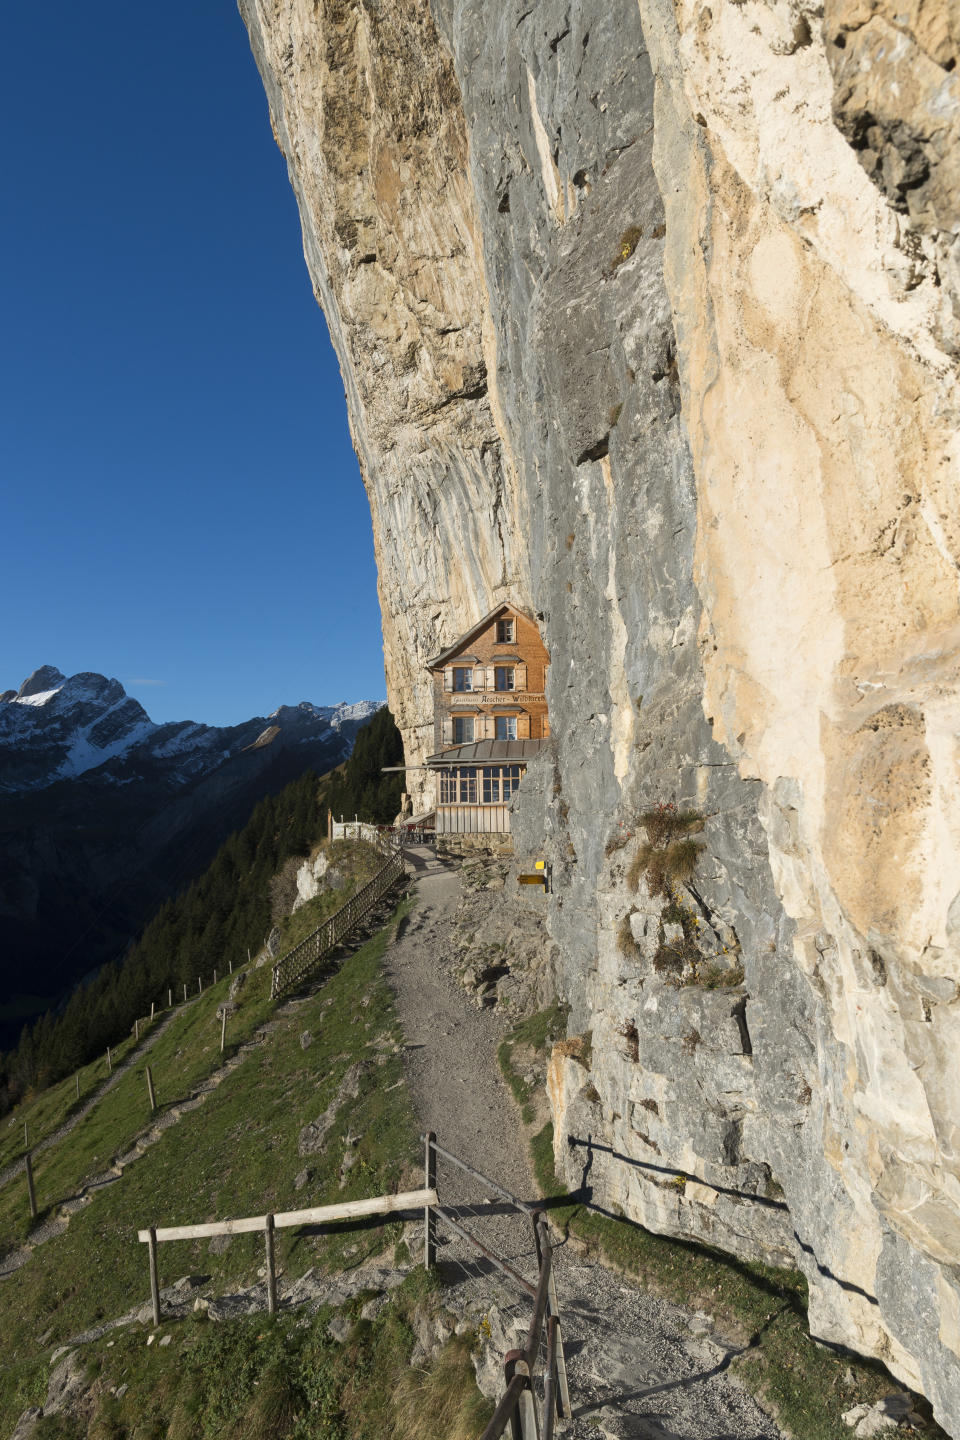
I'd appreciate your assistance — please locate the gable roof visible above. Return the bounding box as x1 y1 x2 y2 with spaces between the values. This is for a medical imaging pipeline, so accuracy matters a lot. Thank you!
427 603 535 670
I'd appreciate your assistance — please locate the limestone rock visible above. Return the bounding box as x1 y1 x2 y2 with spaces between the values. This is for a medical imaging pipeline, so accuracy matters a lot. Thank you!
239 0 960 1428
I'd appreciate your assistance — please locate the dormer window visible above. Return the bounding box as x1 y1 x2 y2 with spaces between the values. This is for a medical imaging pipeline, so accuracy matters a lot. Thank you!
496 618 515 643
495 665 515 692
452 667 473 692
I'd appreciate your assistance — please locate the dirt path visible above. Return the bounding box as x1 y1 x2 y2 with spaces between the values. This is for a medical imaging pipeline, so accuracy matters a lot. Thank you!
387 846 783 1440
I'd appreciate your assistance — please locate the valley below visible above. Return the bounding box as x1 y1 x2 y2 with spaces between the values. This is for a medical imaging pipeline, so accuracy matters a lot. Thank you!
0 668 379 1044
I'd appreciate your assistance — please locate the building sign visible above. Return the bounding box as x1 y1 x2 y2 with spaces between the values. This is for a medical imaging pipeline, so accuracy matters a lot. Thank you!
450 692 544 707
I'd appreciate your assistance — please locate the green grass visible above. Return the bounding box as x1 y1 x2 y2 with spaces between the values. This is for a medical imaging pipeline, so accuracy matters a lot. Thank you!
273 840 386 962
0 846 391 1255
13 1267 490 1440
0 906 426 1438
0 967 279 1255
496 1002 568 1113
0 1034 141 1175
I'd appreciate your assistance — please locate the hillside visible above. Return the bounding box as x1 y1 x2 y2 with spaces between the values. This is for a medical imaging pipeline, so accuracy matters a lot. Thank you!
0 838 947 1440
0 668 380 1044
0 855 487 1440
0 708 405 1117
236 1 960 1432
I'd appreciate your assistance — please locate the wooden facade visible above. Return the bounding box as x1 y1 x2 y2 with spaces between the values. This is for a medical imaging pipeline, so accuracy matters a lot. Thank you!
426 604 550 835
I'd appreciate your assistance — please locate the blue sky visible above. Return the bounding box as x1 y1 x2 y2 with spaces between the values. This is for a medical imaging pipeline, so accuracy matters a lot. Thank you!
1 2 386 726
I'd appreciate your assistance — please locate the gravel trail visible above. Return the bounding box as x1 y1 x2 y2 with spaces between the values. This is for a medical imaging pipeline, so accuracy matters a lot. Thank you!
386 845 783 1440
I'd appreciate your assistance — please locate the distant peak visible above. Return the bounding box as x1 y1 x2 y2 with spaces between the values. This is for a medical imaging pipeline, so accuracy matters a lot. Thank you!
18 665 65 699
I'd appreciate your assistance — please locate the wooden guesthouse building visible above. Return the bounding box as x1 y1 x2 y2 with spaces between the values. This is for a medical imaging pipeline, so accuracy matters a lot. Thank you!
426 603 550 837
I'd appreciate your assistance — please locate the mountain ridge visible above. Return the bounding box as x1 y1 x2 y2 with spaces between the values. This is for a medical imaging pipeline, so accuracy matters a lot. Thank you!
0 666 384 1042
0 665 380 795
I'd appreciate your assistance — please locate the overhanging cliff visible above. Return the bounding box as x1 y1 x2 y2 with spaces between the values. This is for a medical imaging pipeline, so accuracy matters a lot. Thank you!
238 0 960 1428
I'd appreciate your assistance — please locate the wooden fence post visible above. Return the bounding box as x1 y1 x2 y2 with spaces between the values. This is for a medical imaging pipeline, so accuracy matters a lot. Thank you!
424 1132 436 1269
229 960 233 974
183 983 188 1004
213 969 217 986
25 1150 37 1221
148 1226 161 1327
107 1047 112 1074
134 1017 139 1042
23 1121 28 1149
198 976 202 995
220 1009 226 1056
150 1001 155 1022
264 1214 277 1315
168 988 172 1009
146 1066 156 1113
76 1074 80 1100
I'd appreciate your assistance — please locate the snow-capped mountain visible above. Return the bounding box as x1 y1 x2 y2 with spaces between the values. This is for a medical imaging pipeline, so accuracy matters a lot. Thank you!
0 668 385 1044
0 667 381 795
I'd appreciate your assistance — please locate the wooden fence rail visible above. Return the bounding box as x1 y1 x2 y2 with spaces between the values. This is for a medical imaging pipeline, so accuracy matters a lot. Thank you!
138 1186 436 1326
271 840 405 999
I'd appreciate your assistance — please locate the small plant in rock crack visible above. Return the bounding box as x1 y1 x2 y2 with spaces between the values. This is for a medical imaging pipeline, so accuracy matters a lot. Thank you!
617 911 641 961
610 224 644 273
627 802 705 898
605 819 634 857
617 1020 640 1063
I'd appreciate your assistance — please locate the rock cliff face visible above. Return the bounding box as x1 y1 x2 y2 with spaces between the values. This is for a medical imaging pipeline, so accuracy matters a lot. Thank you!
238 0 960 1427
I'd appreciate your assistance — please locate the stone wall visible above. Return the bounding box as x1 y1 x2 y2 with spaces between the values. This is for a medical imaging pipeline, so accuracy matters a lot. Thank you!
238 0 960 1427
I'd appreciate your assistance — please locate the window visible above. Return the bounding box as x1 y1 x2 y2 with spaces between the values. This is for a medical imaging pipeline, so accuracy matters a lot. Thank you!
458 767 477 803
479 765 525 803
440 771 453 804
452 667 472 692
453 715 474 744
496 618 514 643
502 765 523 799
495 665 515 691
495 715 518 741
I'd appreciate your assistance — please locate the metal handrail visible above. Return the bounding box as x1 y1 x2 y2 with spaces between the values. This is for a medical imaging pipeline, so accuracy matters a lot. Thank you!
476 1212 570 1440
420 1135 571 1440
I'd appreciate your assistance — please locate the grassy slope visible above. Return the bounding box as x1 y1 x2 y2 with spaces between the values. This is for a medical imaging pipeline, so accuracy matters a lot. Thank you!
499 1010 946 1440
0 1035 140 1175
0 840 386 1254
0 877 490 1440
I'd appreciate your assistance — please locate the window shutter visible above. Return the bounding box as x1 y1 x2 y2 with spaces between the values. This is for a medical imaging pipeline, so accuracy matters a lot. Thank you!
517 713 531 738
442 716 453 744
443 668 453 692
473 666 485 691
486 714 497 740
485 665 495 691
515 663 527 691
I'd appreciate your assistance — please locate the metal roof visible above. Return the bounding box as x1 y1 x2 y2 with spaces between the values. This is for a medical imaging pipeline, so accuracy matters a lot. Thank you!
426 738 547 766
